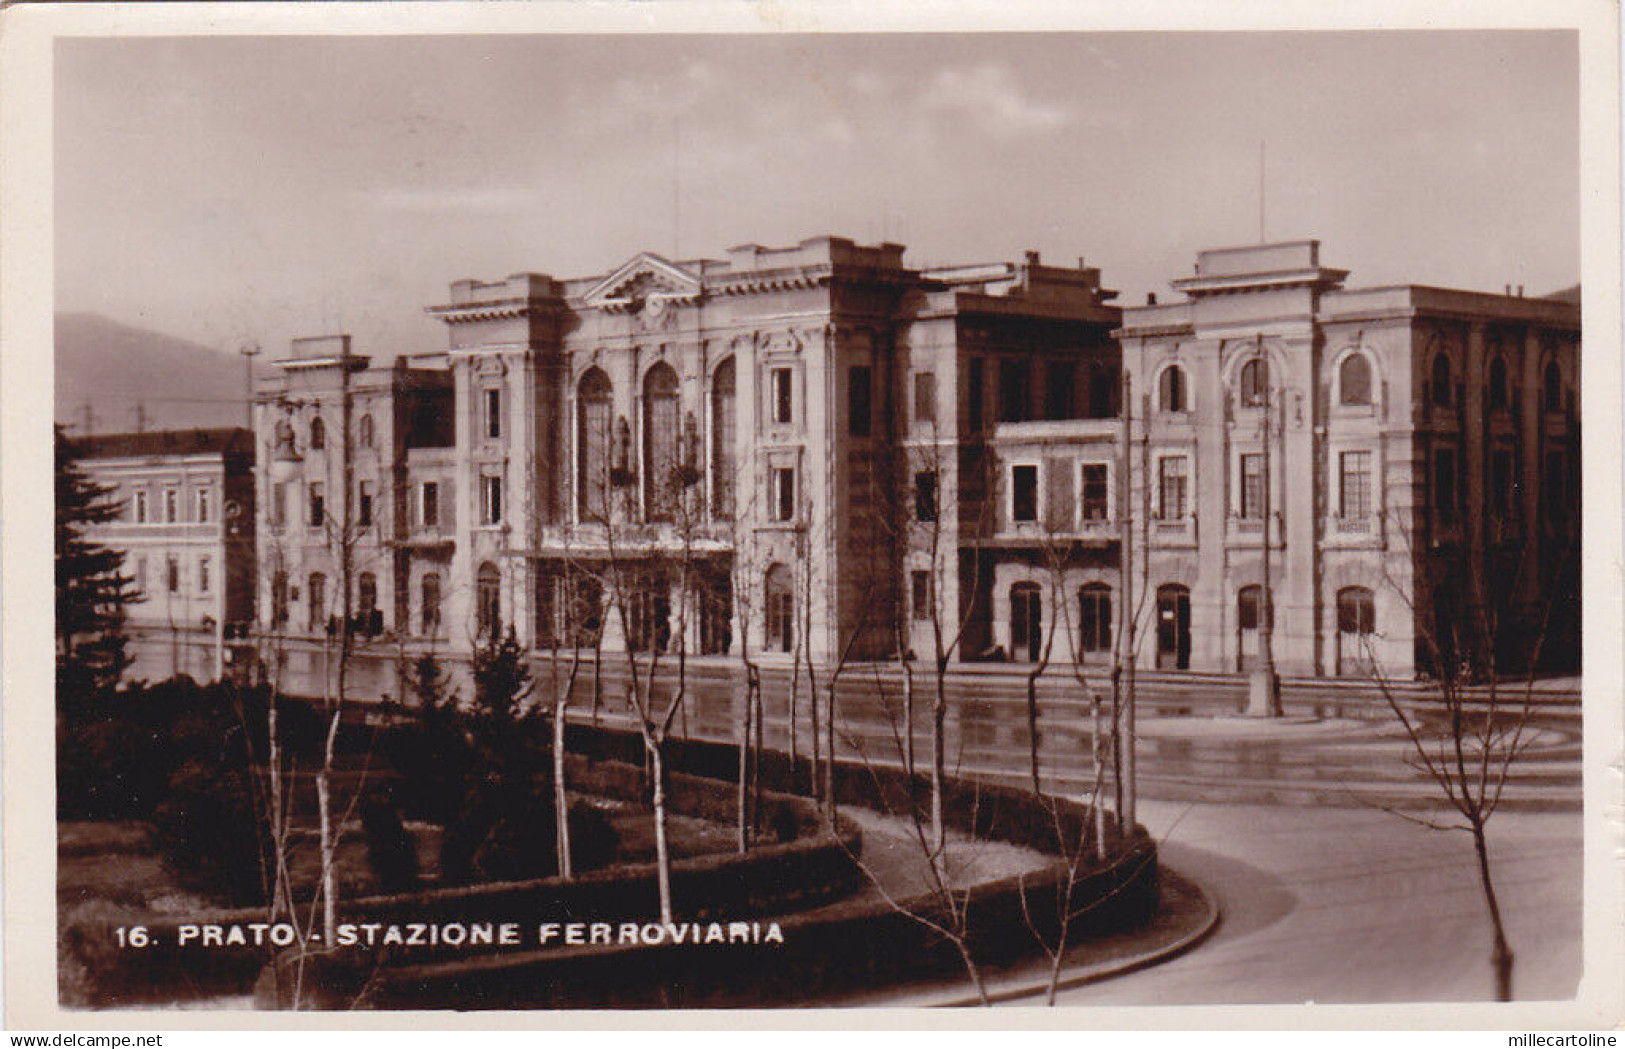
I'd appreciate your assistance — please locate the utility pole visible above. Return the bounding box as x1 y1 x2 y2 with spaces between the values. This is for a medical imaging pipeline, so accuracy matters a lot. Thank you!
1248 334 1282 716
80 401 95 436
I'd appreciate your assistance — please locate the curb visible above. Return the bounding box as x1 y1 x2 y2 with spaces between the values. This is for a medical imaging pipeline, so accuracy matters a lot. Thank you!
917 866 1221 1008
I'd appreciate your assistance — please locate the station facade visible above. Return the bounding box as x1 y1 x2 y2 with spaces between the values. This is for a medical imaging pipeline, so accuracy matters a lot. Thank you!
243 235 1579 680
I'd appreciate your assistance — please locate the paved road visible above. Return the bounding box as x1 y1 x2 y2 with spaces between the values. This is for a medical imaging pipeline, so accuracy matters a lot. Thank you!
1052 800 1583 1006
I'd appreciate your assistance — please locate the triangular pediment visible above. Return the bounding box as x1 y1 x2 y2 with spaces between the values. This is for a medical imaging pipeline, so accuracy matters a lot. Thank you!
582 253 703 311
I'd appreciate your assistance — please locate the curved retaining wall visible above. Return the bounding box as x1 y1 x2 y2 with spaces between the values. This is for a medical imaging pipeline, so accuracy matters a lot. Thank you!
67 762 859 1007
339 725 1158 1009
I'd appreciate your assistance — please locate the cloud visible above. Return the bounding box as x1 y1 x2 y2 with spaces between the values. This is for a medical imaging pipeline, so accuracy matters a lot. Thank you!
919 63 1071 137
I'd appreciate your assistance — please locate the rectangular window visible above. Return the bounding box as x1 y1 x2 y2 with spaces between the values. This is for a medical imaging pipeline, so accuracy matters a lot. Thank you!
134 490 149 524
1240 454 1264 519
270 483 286 527
358 481 374 528
999 359 1031 423
1045 361 1076 421
1159 456 1188 520
134 556 146 587
164 488 179 524
848 366 872 437
481 475 503 525
484 387 503 440
914 371 937 426
911 570 933 621
166 556 179 593
915 470 939 522
770 367 793 425
420 481 440 528
1011 464 1039 523
198 556 211 594
770 466 796 522
308 482 325 528
196 487 212 523
1434 448 1458 522
967 359 984 432
1339 451 1372 521
1080 463 1109 521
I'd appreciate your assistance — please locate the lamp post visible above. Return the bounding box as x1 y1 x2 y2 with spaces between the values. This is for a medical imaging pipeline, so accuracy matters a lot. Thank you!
1247 335 1283 717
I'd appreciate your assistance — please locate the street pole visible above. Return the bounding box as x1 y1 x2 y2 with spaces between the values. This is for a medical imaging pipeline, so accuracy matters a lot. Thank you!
1248 335 1282 716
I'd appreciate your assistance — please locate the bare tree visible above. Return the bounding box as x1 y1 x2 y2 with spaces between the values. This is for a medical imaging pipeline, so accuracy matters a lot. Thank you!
1369 509 1576 1002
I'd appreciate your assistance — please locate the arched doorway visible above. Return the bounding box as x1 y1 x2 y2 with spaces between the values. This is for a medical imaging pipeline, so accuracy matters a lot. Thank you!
764 563 793 654
1078 583 1113 659
476 562 501 639
1337 586 1377 677
1236 585 1272 672
1155 584 1191 670
1010 582 1042 663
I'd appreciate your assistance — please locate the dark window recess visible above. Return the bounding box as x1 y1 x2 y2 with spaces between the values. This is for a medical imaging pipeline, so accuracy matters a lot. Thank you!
914 371 937 426
848 365 873 437
1081 464 1109 521
1434 448 1458 521
771 466 796 522
1340 355 1372 406
1491 449 1514 516
915 471 939 522
1337 588 1376 635
1045 361 1076 420
1487 356 1508 411
358 482 373 528
1012 464 1039 522
771 368 793 425
1089 364 1117 418
999 359 1031 423
911 570 932 621
1160 365 1185 412
1240 359 1268 407
1432 354 1453 409
485 387 503 440
1078 585 1112 653
967 359 985 432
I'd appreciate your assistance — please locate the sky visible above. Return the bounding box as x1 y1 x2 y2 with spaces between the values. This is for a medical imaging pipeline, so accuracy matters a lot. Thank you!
55 30 1579 363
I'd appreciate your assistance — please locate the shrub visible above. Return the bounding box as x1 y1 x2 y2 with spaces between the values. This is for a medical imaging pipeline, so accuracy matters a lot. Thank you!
360 793 419 895
150 758 271 907
566 800 620 872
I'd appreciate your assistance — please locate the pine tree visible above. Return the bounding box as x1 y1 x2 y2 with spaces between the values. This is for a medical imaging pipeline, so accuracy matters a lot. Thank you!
56 425 139 700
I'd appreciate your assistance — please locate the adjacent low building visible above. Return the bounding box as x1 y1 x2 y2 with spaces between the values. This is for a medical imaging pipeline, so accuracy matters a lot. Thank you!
74 428 256 681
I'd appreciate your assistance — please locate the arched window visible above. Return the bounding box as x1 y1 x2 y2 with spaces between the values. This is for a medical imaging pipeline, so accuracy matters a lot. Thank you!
476 562 501 639
1336 586 1377 676
1239 358 1268 407
1010 582 1043 662
358 413 374 448
1159 364 1186 412
1078 584 1113 655
1544 360 1563 413
1339 353 1373 406
310 415 326 450
420 573 441 635
642 362 681 521
1431 352 1453 409
1487 356 1509 411
307 572 326 632
764 563 793 653
577 368 613 520
711 358 736 519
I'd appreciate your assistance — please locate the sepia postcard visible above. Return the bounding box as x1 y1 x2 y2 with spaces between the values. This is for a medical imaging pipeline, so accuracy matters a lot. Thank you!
2 0 1620 1034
